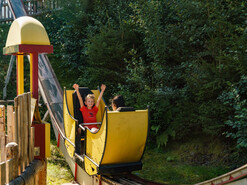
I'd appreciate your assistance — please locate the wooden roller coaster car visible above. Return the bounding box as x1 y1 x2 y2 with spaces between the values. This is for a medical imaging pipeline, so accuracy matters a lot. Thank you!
63 87 149 176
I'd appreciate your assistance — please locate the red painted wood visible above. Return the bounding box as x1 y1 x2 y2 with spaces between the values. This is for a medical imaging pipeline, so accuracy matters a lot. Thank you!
3 44 53 55
57 133 60 147
31 52 39 100
74 163 78 181
33 123 46 159
19 44 53 53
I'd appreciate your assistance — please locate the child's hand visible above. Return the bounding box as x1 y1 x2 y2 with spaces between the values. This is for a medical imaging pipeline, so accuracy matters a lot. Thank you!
73 84 79 90
101 84 106 92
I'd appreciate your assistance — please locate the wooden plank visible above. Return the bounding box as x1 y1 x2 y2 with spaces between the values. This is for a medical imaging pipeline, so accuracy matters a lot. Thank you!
31 127 35 162
31 98 36 124
14 97 18 144
0 105 5 133
6 159 14 184
13 143 18 179
27 93 32 164
39 160 47 185
17 95 23 173
20 95 25 171
14 97 21 175
0 132 5 163
0 162 6 185
0 100 14 103
35 173 39 185
13 111 17 143
22 94 28 167
7 106 14 142
6 142 18 180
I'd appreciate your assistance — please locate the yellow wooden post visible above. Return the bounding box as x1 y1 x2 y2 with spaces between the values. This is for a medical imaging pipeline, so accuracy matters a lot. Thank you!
17 55 24 95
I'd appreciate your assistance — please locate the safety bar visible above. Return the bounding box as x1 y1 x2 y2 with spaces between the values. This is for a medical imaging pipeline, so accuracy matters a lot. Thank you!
82 122 101 126
79 124 85 131
79 122 102 131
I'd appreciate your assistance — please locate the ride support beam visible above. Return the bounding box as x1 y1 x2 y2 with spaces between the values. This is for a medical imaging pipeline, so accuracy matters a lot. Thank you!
16 54 24 95
30 52 39 100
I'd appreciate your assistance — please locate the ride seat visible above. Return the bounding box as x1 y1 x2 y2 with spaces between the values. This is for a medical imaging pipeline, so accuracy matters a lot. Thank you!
116 107 135 112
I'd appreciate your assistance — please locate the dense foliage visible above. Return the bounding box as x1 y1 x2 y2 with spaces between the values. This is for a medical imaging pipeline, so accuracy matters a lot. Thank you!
0 23 16 100
0 0 246 149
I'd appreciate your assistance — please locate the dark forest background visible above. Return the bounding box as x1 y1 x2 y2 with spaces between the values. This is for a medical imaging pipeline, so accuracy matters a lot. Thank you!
0 0 246 155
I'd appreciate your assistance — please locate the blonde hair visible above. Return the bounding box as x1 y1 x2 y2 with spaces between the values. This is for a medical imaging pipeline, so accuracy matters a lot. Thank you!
85 94 95 101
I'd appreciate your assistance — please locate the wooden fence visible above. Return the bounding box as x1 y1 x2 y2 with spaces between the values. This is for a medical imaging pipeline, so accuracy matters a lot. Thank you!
0 93 45 185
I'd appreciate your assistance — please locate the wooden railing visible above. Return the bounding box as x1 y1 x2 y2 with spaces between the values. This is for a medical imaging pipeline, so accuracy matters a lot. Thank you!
0 0 13 22
0 93 45 185
0 0 61 23
23 0 61 15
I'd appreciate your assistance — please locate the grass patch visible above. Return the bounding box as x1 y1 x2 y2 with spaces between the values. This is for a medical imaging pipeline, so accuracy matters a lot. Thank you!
46 137 233 185
47 140 73 185
134 136 232 185
134 150 229 185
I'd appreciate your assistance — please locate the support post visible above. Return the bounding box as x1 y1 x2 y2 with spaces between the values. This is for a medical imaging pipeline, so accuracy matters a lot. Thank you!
30 52 39 100
17 55 24 95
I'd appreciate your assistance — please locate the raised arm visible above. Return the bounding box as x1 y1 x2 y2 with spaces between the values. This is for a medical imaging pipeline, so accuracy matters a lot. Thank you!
96 84 106 107
73 84 84 108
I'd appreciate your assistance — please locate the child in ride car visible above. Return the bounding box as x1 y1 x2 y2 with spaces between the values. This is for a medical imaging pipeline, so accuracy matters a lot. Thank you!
73 84 106 133
111 95 125 111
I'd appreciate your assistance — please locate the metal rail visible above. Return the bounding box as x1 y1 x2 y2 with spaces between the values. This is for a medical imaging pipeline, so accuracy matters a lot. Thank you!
39 80 75 147
195 164 247 185
3 55 14 99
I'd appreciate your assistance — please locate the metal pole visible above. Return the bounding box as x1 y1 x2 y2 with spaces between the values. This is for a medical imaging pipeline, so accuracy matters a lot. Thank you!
3 55 15 99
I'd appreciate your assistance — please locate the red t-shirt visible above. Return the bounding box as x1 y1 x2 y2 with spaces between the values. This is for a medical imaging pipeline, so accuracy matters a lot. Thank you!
80 106 98 129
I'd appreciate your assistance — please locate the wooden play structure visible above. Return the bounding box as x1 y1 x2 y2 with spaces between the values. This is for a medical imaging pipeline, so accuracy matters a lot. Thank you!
0 94 47 185
1 15 52 185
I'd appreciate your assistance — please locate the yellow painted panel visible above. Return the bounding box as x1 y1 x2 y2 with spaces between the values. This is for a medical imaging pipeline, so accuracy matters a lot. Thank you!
63 90 76 157
86 109 148 168
45 123 51 157
101 110 148 164
5 16 50 47
84 156 98 176
86 113 107 164
66 90 74 117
